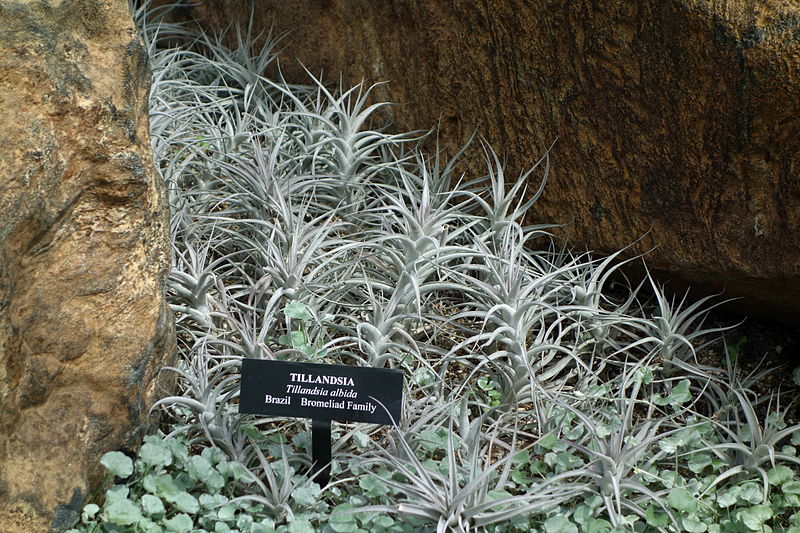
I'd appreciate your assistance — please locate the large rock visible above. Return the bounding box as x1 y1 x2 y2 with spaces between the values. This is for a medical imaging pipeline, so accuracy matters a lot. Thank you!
0 0 173 529
184 0 800 317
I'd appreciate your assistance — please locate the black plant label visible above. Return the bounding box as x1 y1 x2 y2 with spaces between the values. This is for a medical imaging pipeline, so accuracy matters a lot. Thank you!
239 359 403 425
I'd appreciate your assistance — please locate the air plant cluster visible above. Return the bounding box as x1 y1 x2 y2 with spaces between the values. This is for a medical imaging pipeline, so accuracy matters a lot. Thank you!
71 4 800 533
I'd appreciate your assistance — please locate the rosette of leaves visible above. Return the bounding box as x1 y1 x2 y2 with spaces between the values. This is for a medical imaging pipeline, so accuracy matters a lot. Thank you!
627 275 733 379
151 349 249 459
461 141 553 246
542 369 692 530
445 227 592 406
272 74 418 217
694 389 800 500
362 406 582 532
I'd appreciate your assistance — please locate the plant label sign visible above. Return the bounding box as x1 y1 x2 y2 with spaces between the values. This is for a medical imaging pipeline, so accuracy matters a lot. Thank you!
239 359 403 484
239 359 403 424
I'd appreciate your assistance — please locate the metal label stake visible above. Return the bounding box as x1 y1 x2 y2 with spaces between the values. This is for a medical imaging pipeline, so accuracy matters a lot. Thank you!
311 419 332 485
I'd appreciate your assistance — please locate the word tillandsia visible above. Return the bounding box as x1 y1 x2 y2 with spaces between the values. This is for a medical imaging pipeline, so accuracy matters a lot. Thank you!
289 373 355 386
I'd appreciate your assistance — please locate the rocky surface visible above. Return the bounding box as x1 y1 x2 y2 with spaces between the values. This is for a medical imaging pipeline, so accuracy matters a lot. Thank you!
0 1 174 529
184 0 800 318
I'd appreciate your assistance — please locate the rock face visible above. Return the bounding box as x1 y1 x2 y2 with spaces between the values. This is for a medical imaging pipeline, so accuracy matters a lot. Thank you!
185 0 800 317
0 1 174 530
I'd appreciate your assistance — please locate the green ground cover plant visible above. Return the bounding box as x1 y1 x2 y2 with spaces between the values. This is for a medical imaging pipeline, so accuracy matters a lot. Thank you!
68 3 800 532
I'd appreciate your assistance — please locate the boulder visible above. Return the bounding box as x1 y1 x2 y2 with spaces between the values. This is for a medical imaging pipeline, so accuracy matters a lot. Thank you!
184 0 800 318
0 0 174 529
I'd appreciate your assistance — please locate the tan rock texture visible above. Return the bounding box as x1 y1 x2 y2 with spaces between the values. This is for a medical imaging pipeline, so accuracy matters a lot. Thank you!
184 0 800 317
0 0 174 530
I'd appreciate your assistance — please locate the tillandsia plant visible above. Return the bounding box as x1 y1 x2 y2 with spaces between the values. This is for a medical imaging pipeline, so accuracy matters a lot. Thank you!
68 3 800 532
361 404 584 533
697 390 800 498
541 367 690 530
624 273 735 379
445 226 596 406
